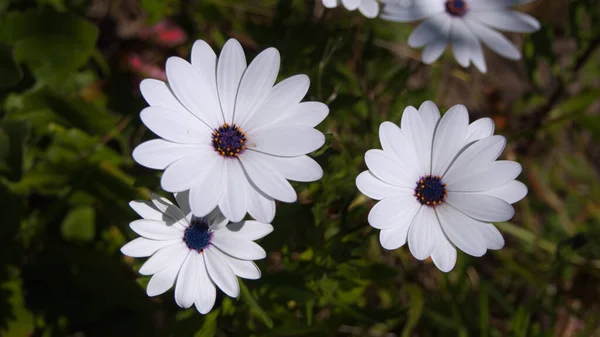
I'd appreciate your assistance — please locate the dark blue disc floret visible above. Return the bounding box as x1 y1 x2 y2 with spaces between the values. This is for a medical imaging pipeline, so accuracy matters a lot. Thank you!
212 123 247 157
414 175 447 207
183 216 212 252
445 0 468 17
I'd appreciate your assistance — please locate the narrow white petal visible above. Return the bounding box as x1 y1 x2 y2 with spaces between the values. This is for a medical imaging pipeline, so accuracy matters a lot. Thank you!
443 135 506 184
447 192 515 222
322 0 339 8
190 158 226 217
150 193 187 225
364 149 417 188
204 248 240 297
133 139 209 170
430 224 457 272
478 222 505 250
140 106 210 144
194 255 216 314
436 205 487 257
464 118 494 145
431 104 469 176
226 258 261 280
175 190 192 219
175 252 199 308
418 100 441 132
465 19 521 60
218 160 248 223
165 57 223 128
358 0 379 18
381 1 445 22
239 151 297 203
447 160 522 192
408 14 448 48
129 200 163 221
217 39 247 124
247 183 276 224
146 250 188 296
161 151 219 193
378 122 421 179
211 231 267 260
139 242 188 275
190 40 218 101
472 11 540 33
408 207 439 260
226 220 274 241
341 0 360 10
269 102 329 130
379 213 414 250
401 106 433 174
250 126 325 157
121 237 179 258
129 219 183 240
451 19 473 68
368 194 420 230
356 171 408 200
422 37 449 64
245 152 323 182
234 48 280 126
139 79 188 116
481 180 528 204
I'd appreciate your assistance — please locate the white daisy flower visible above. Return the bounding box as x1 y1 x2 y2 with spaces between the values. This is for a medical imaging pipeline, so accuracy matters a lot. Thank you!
121 192 273 314
322 0 380 19
381 0 541 72
356 101 527 272
132 39 328 224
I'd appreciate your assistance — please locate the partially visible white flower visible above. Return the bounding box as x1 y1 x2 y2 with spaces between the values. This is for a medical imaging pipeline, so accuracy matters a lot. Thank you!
133 38 328 224
323 0 380 18
381 0 541 72
356 101 527 272
121 192 273 314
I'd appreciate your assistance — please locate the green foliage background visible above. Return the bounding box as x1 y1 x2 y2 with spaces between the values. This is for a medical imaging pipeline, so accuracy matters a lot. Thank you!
1 0 600 336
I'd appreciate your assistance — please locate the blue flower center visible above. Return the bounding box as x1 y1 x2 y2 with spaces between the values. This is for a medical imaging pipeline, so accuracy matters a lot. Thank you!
183 217 212 252
445 0 468 17
414 175 447 207
212 123 247 157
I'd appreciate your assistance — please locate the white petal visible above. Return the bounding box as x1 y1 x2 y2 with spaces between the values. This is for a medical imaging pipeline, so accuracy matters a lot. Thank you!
245 152 323 182
446 161 522 192
465 19 521 60
140 106 210 144
431 105 469 176
190 40 218 101
430 227 457 272
139 242 189 275
239 151 297 203
194 255 216 314
446 192 515 222
464 118 494 145
133 139 209 170
381 1 445 22
472 11 540 33
226 220 274 240
247 184 276 224
234 48 280 126
368 194 420 230
244 75 310 133
161 151 219 193
401 106 433 174
443 135 506 184
356 171 408 200
481 180 528 204
227 258 261 280
129 200 163 221
190 158 226 216
121 237 179 258
468 31 487 73
129 219 183 240
270 102 329 129
175 252 199 308
408 14 447 48
408 207 439 260
165 57 223 128
478 222 505 250
364 149 417 188
358 0 379 18
451 19 473 68
436 205 487 257
175 190 192 219
422 37 449 64
250 126 325 157
146 250 188 296
218 160 248 223
378 122 421 180
341 0 360 10
211 231 266 260
149 193 188 228
322 0 339 8
204 248 240 297
418 100 441 132
379 215 413 250
139 79 188 116
217 39 247 124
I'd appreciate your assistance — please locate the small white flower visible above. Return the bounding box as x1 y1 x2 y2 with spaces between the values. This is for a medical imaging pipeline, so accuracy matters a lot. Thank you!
121 192 273 314
133 39 328 224
381 0 541 72
356 101 527 272
323 0 380 18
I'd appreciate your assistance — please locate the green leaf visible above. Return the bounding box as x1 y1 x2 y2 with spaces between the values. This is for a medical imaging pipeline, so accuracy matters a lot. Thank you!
0 120 30 182
0 8 99 85
194 310 219 337
0 43 22 89
401 284 424 337
240 280 273 328
60 206 96 242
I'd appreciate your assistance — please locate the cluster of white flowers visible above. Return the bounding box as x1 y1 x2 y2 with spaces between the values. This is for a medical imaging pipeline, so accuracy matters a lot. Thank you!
122 0 537 315
322 0 540 73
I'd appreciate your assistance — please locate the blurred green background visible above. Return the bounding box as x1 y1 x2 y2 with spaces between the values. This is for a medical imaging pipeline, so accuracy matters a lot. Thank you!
1 0 600 336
